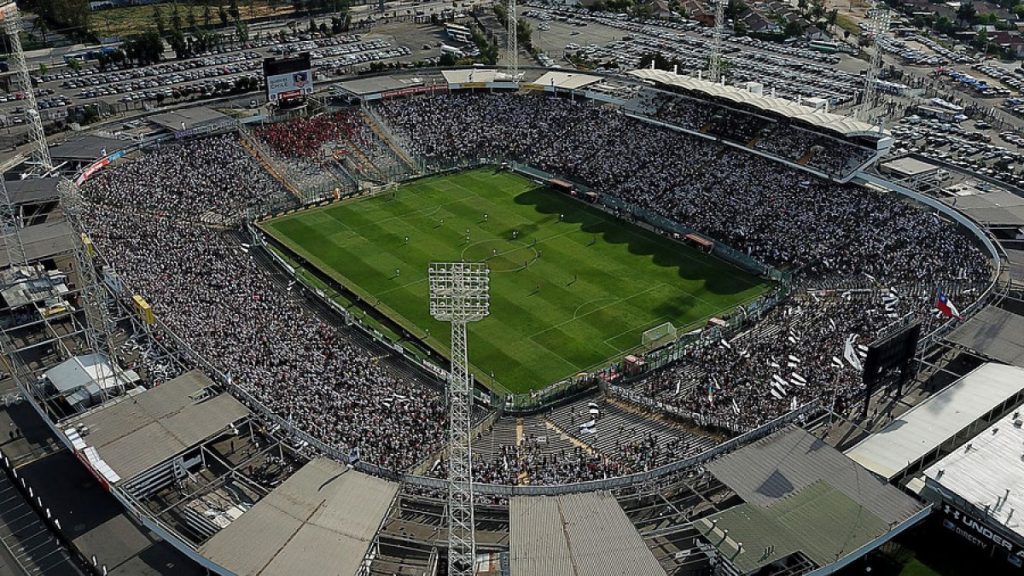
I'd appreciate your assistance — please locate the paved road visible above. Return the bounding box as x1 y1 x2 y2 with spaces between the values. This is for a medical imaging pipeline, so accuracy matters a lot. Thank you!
0 471 86 576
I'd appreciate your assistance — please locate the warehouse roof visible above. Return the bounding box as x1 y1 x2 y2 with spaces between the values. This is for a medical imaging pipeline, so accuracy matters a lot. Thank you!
199 459 398 576
846 363 1024 480
510 491 667 576
923 408 1024 542
629 68 886 138
944 305 1024 367
63 370 249 484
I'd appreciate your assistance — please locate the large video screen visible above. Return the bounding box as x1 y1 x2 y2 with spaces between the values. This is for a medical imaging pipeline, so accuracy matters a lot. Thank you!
263 53 313 103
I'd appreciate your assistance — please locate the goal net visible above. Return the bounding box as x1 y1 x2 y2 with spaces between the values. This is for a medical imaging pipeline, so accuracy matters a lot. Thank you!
642 322 678 349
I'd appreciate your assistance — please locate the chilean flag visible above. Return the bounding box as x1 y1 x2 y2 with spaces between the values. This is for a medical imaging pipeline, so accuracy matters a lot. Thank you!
935 290 961 319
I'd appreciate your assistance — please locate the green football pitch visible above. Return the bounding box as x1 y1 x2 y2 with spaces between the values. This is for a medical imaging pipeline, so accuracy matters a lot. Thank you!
262 168 769 394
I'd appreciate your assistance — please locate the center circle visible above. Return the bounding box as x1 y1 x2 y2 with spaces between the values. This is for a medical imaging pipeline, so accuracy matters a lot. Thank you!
460 239 539 272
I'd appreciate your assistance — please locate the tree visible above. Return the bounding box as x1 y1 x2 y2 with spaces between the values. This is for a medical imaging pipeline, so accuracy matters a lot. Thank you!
67 58 82 71
37 63 48 75
187 9 197 30
516 18 532 51
935 15 956 34
784 19 805 37
219 6 229 26
229 0 241 21
235 20 249 41
204 4 213 28
826 8 838 30
957 1 976 23
171 4 183 31
153 6 165 36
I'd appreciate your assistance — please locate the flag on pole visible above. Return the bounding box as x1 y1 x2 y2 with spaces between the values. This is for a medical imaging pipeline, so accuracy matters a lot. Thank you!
934 290 961 319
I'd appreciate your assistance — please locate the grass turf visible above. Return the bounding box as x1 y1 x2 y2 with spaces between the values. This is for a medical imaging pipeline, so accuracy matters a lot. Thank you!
262 168 768 394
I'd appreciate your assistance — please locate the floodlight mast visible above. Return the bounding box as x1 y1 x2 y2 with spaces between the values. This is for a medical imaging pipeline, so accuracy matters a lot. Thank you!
1 2 52 173
428 262 489 576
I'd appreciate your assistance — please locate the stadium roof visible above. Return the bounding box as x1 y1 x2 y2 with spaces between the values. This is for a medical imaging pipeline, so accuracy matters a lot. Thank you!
700 427 925 574
334 75 424 96
0 220 75 268
923 408 1024 542
442 68 498 84
628 68 886 138
945 305 1024 367
943 189 1024 226
1006 249 1024 288
846 362 1024 480
63 369 249 484
881 156 939 178
148 107 232 133
2 178 60 206
49 135 127 161
531 71 603 90
510 492 667 576
199 459 398 576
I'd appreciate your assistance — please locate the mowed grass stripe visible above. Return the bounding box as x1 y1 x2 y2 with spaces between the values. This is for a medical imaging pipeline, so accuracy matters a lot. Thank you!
262 168 769 393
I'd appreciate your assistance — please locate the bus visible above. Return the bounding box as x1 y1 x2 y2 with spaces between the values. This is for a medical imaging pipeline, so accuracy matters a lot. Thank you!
808 40 840 53
445 23 472 44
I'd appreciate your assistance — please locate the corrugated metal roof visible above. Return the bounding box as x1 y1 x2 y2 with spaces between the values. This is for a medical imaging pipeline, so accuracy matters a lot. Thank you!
510 492 667 576
846 363 1024 480
709 426 922 525
442 69 498 84
944 306 1024 367
924 408 1024 542
0 220 74 268
628 68 886 138
200 459 399 576
67 370 250 482
533 71 603 90
698 481 890 573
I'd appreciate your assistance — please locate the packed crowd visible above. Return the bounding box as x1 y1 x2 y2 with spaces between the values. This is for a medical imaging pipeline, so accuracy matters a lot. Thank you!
376 91 991 429
79 135 446 472
74 90 992 483
253 111 409 184
640 91 873 176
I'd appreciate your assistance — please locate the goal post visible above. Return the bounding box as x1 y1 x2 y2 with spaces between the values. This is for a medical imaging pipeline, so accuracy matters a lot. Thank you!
642 322 677 349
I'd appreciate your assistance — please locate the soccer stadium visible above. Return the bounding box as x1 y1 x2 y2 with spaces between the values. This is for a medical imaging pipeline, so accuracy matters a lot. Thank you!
2 63 1023 576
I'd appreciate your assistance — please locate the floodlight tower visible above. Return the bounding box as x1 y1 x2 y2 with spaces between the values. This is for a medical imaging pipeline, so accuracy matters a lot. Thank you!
0 2 52 172
428 262 489 576
0 178 27 269
58 179 116 380
859 5 891 123
708 0 726 83
506 0 518 83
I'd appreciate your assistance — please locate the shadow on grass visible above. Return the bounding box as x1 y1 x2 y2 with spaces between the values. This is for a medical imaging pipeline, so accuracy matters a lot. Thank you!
513 187 762 295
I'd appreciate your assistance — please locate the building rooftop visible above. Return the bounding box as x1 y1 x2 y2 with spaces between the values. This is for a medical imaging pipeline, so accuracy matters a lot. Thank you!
945 306 1024 368
63 370 249 484
701 427 926 574
147 107 232 134
923 408 1024 542
846 362 1024 480
199 459 398 576
510 491 667 576
49 135 128 161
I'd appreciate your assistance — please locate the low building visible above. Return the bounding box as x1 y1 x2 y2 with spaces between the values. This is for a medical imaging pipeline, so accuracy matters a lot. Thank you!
920 407 1024 569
